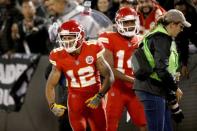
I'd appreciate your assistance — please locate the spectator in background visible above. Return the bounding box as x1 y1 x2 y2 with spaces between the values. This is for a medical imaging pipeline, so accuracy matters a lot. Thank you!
108 0 120 20
137 0 165 34
156 0 175 10
174 0 197 78
17 0 47 17
94 0 115 22
32 0 47 17
119 0 138 10
0 0 22 55
192 0 197 8
45 0 85 43
47 0 112 43
11 0 49 54
43 0 56 18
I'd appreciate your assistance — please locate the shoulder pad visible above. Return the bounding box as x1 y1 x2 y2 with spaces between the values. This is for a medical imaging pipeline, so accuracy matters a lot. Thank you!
51 47 64 53
86 40 98 45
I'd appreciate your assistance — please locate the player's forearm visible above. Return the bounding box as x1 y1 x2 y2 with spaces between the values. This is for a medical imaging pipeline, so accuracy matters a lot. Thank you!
113 69 134 83
45 84 56 107
45 66 61 107
99 73 114 95
99 63 114 95
96 55 114 95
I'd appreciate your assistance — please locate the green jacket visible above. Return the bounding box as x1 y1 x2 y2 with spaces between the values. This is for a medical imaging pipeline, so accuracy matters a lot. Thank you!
133 24 179 96
143 24 179 81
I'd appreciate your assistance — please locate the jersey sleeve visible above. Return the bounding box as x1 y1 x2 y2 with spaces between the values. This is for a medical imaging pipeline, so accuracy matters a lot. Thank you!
49 49 62 71
86 40 105 59
98 32 113 51
96 42 105 59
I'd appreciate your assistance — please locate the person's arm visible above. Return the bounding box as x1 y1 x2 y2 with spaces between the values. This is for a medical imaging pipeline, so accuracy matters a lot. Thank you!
45 65 66 116
45 66 61 106
104 48 134 83
96 55 114 95
86 55 114 109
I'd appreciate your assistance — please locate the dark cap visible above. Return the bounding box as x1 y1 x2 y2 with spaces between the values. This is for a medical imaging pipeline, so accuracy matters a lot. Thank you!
164 9 191 27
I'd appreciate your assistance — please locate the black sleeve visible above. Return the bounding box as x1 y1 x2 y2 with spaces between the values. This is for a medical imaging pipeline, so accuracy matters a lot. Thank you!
149 34 178 91
176 34 189 66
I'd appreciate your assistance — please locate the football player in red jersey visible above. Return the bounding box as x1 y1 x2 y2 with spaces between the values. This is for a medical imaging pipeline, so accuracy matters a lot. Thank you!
98 7 147 131
45 20 114 131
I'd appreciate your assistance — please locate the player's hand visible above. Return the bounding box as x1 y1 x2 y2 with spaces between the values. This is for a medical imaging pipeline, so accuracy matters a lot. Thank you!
85 93 103 109
50 103 66 117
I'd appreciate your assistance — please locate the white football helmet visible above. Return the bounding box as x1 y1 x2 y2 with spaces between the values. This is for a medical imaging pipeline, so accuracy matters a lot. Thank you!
57 20 85 53
115 7 140 37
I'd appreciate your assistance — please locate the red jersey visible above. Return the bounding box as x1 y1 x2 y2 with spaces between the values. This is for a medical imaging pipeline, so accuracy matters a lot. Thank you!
138 5 166 34
49 41 104 91
99 32 141 88
99 32 147 129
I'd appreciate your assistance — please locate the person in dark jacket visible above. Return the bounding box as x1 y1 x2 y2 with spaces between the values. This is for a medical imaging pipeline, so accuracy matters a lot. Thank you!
133 9 190 131
11 0 49 54
0 0 22 55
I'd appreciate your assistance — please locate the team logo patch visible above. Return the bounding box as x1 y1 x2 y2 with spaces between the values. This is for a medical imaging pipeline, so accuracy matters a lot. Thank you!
86 56 94 64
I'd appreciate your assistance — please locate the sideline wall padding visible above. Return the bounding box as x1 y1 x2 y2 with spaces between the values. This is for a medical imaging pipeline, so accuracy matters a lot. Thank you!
0 56 58 131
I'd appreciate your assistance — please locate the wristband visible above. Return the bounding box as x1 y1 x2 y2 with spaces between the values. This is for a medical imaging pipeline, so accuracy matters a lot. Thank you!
49 103 55 110
97 92 105 98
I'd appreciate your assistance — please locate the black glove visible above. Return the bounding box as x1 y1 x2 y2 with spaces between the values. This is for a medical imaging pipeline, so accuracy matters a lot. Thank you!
172 111 184 123
167 90 184 123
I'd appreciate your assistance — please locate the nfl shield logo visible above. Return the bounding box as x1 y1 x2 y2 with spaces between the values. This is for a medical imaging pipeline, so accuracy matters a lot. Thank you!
86 56 94 64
